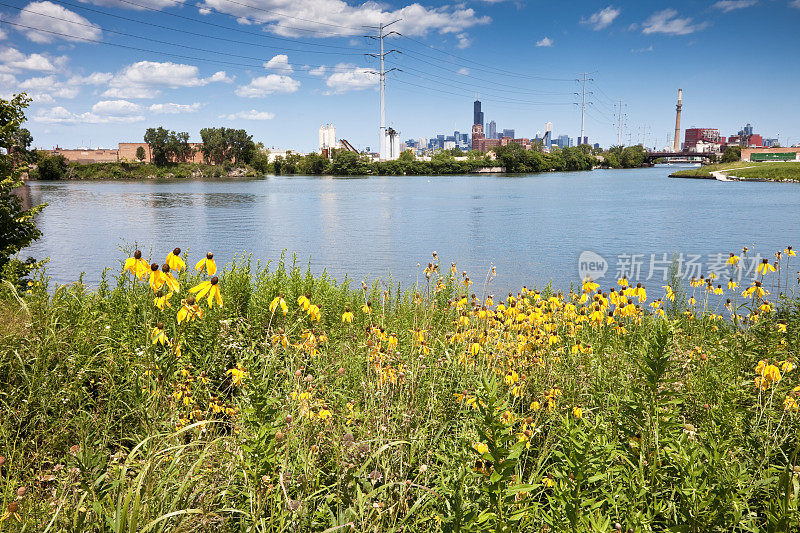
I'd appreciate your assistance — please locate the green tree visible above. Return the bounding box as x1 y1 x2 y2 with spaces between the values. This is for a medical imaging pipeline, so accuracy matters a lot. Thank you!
0 94 45 283
143 126 170 166
135 146 146 162
721 145 742 163
297 153 328 175
36 153 69 180
398 149 415 162
329 150 360 175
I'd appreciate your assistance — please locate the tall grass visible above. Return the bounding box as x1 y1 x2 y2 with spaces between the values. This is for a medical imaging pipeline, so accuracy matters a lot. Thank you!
0 252 798 531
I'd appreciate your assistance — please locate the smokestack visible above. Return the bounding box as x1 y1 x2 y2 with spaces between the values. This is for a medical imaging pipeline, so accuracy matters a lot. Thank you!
673 88 683 152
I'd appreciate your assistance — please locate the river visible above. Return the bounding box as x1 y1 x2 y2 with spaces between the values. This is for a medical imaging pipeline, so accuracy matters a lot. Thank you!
21 166 800 295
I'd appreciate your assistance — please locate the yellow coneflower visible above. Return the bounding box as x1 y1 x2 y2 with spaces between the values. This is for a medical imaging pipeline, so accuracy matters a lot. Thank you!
123 250 149 280
572 406 583 419
226 363 247 386
177 296 203 323
189 276 223 308
785 396 799 412
160 264 179 293
726 253 740 266
307 304 321 322
194 252 217 276
1 502 21 523
298 293 311 311
165 247 186 271
148 263 164 292
362 301 372 314
154 290 172 310
270 294 288 315
472 442 489 455
757 258 775 275
152 322 169 346
786 246 796 257
341 308 354 323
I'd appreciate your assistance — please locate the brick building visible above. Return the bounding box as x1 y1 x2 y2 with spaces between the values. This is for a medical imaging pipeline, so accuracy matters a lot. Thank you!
741 147 799 162
53 142 205 164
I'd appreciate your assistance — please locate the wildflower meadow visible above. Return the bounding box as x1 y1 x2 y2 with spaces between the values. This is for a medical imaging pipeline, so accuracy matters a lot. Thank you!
0 247 799 532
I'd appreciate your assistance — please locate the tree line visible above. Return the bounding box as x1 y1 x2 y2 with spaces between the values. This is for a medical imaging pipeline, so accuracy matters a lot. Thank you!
142 126 259 167
269 144 597 176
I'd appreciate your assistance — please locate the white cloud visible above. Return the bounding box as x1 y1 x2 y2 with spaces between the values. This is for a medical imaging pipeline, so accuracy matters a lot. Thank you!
306 65 327 77
324 64 378 94
33 105 145 124
76 0 185 9
641 9 708 35
263 54 293 74
536 36 553 47
208 71 233 83
148 102 203 114
102 86 158 99
0 27 6 40
91 99 142 115
457 67 470 75
219 109 275 120
18 75 80 101
66 72 113 85
792 0 800 8
18 1 102 44
581 6 621 30
0 47 68 73
235 74 300 97
199 0 490 38
631 45 654 53
456 33 470 49
102 61 230 98
712 0 757 12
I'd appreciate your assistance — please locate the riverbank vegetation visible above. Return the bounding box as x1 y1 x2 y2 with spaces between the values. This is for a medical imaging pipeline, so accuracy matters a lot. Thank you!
1 247 799 531
0 94 45 285
671 161 800 181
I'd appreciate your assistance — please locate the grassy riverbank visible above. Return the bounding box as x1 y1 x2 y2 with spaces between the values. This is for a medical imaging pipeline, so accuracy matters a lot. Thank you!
1 250 799 531
59 162 262 180
671 161 800 181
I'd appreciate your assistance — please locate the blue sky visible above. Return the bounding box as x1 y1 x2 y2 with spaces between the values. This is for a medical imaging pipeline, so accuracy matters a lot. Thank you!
1 0 799 152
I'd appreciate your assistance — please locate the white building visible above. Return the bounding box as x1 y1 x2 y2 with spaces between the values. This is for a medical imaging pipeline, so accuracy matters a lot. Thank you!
318 124 336 152
383 128 401 160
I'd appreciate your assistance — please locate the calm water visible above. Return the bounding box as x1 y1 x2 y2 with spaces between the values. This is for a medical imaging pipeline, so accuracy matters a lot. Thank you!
22 167 800 294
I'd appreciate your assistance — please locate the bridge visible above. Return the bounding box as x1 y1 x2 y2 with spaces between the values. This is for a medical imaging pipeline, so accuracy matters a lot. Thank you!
645 151 716 163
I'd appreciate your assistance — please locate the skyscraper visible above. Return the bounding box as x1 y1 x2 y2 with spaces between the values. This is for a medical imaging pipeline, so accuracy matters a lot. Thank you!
502 129 515 139
486 120 497 139
473 100 484 128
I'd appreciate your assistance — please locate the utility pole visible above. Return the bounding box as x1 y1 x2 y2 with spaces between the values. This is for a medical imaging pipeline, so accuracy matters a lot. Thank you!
616 100 625 146
576 73 593 145
366 20 402 160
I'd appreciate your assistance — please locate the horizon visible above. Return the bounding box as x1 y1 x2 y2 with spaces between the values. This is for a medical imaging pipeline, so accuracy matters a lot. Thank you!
2 0 799 152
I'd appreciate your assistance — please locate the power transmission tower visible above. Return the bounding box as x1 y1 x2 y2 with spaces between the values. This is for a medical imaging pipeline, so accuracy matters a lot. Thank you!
575 72 593 145
616 100 625 146
365 20 402 159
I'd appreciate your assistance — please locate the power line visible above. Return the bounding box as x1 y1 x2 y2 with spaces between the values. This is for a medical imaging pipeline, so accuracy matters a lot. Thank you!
398 35 575 82
0 18 360 77
384 56 573 96
0 2 368 58
116 0 363 35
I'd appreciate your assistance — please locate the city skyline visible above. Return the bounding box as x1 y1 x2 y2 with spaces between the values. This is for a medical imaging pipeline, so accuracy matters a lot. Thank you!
1 0 799 152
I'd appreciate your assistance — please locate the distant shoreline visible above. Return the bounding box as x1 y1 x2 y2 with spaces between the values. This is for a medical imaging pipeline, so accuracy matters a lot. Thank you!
669 161 800 182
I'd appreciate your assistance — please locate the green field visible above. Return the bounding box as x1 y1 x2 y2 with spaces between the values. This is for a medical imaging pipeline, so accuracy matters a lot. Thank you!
671 161 800 181
1 249 800 531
